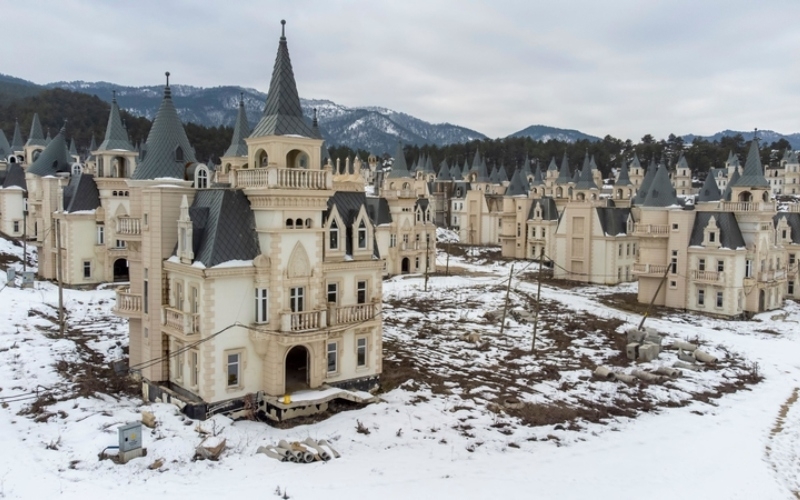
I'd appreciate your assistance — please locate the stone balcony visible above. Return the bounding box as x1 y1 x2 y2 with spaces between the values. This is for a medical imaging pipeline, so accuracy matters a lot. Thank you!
114 288 142 317
116 217 142 240
719 201 776 212
162 307 200 337
759 269 787 282
633 224 670 237
691 270 722 283
235 167 331 190
382 188 418 200
281 309 327 333
632 263 670 276
329 302 380 327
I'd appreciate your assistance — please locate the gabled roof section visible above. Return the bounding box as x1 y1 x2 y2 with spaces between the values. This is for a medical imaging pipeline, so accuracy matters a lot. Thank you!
0 129 10 157
528 196 559 220
437 159 452 180
10 120 24 150
689 212 745 249
452 181 471 198
326 191 379 257
556 152 571 184
595 206 632 236
365 197 392 226
223 94 251 158
132 73 197 180
641 162 679 207
616 157 632 186
97 94 135 152
1 163 26 190
250 21 321 139
696 172 722 202
27 125 72 176
26 113 46 147
736 139 770 189
387 142 412 178
186 189 259 268
506 169 529 196
774 213 800 244
63 174 100 213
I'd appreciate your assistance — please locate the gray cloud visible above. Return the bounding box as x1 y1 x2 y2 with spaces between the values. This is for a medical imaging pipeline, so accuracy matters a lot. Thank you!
5 0 799 141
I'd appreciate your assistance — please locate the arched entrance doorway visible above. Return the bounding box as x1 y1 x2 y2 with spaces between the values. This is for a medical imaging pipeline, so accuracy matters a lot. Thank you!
285 345 309 393
401 258 410 274
113 258 129 281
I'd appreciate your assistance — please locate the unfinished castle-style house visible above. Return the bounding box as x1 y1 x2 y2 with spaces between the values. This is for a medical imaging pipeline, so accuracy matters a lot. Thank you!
114 22 383 420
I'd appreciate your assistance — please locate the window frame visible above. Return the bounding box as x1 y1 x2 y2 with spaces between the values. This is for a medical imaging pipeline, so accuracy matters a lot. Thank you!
255 287 269 323
83 260 91 279
357 280 367 304
327 282 338 305
327 341 338 374
226 350 243 389
356 337 368 368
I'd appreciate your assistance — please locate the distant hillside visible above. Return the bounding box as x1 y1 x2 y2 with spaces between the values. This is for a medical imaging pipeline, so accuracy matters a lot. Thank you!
683 130 800 150
507 124 601 143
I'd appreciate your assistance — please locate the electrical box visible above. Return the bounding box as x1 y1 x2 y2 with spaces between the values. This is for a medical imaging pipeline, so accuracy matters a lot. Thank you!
21 271 34 289
118 422 143 463
5 269 16 287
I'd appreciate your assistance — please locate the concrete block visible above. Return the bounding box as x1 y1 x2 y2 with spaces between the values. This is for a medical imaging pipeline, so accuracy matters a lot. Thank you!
626 342 640 361
637 343 660 362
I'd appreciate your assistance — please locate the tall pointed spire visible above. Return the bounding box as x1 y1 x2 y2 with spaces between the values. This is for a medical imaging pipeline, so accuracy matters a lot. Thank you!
575 153 598 190
696 171 722 202
97 90 134 151
641 162 679 207
633 159 657 205
11 120 24 150
437 159 452 181
68 138 78 157
0 129 10 158
736 139 769 188
250 20 320 139
26 113 46 147
28 123 72 176
532 162 544 186
556 152 571 184
616 157 632 186
132 72 197 180
223 92 252 157
387 142 412 178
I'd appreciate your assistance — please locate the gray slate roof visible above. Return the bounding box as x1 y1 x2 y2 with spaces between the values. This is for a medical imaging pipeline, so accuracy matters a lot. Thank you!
689 212 745 249
10 121 24 150
450 163 463 181
365 197 392 226
528 196 559 221
506 169 529 196
531 163 544 185
574 152 599 190
722 169 740 201
734 140 770 189
26 114 46 147
547 156 558 172
326 191 379 258
616 157 632 186
1 163 27 190
696 172 722 202
387 142 412 178
641 162 679 207
775 213 800 244
471 149 490 182
68 139 78 157
250 23 321 140
185 189 260 268
556 152 571 184
97 96 135 152
132 78 197 180
63 174 100 213
633 159 657 205
596 207 632 236
27 126 72 177
0 129 10 158
437 159 452 181
452 181 471 198
676 153 690 171
630 153 642 171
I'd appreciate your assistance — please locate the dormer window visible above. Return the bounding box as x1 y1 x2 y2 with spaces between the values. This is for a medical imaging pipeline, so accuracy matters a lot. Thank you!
357 220 367 249
195 167 208 189
330 220 339 250
175 146 184 162
72 164 82 176
709 232 716 243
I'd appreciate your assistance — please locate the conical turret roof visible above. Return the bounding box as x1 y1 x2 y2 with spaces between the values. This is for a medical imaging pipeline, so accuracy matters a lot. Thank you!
522 156 532 175
387 142 412 178
547 156 558 171
461 157 470 178
97 93 134 152
506 168 530 196
132 73 197 180
532 163 544 186
451 162 463 181
27 124 72 176
68 139 78 157
722 169 740 201
630 153 642 170
575 153 599 190
250 21 320 139
616 157 632 186
223 93 252 157
556 152 571 184
735 139 770 189
10 120 24 150
498 164 509 183
0 129 10 157
641 162 679 207
26 113 46 147
696 171 722 202
676 153 690 170
633 159 657 205
437 159 452 181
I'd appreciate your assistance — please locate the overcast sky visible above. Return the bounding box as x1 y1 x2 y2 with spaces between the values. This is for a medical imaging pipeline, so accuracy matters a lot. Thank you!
5 0 799 141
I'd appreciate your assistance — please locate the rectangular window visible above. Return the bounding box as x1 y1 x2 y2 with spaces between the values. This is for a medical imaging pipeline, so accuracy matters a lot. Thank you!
790 281 795 295
790 254 796 265
357 280 367 304
190 351 199 387
357 337 367 367
255 288 268 323
13 221 19 233
717 260 724 273
672 223 679 230
96 225 104 245
390 234 396 248
403 234 409 244
175 281 184 311
175 341 184 381
618 244 623 257
669 280 677 289
143 269 149 314
716 291 724 308
698 259 705 271
83 261 91 279
290 287 304 312
327 342 337 373
709 232 716 243
357 222 367 249
698 289 705 306
327 283 338 304
746 260 752 278
227 353 240 387
626 243 630 256
671 250 678 274
415 257 420 270
329 222 339 250
191 286 199 314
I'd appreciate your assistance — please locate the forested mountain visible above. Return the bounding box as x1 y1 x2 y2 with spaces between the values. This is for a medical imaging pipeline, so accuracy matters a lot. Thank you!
508 124 601 143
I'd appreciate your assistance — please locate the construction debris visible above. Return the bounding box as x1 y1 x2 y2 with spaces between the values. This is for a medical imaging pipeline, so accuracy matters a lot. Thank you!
257 439 340 463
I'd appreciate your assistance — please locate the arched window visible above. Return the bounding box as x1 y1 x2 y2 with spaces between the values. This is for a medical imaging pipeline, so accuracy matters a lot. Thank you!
304 218 312 228
357 220 368 249
113 191 118 197
175 147 184 162
71 164 82 176
286 219 294 229
329 220 339 250
295 218 302 228
196 168 208 189
258 150 269 167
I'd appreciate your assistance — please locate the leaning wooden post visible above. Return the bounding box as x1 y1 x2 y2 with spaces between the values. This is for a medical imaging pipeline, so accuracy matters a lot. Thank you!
499 263 515 337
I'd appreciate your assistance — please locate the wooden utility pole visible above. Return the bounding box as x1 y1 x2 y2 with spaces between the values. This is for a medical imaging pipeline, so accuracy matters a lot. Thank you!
22 204 27 273
637 263 672 331
531 247 544 354
499 263 515 337
445 240 451 276
424 232 430 292
56 219 65 336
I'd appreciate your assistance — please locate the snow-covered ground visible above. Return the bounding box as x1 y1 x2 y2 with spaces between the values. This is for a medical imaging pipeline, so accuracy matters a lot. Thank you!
1 237 800 499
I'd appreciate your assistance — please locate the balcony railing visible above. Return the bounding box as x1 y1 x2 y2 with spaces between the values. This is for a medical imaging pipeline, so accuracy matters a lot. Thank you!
114 288 142 315
330 303 379 326
163 307 199 336
719 201 775 212
281 309 327 333
633 224 670 236
787 203 800 213
236 167 330 190
632 263 669 275
691 270 721 282
117 217 142 235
